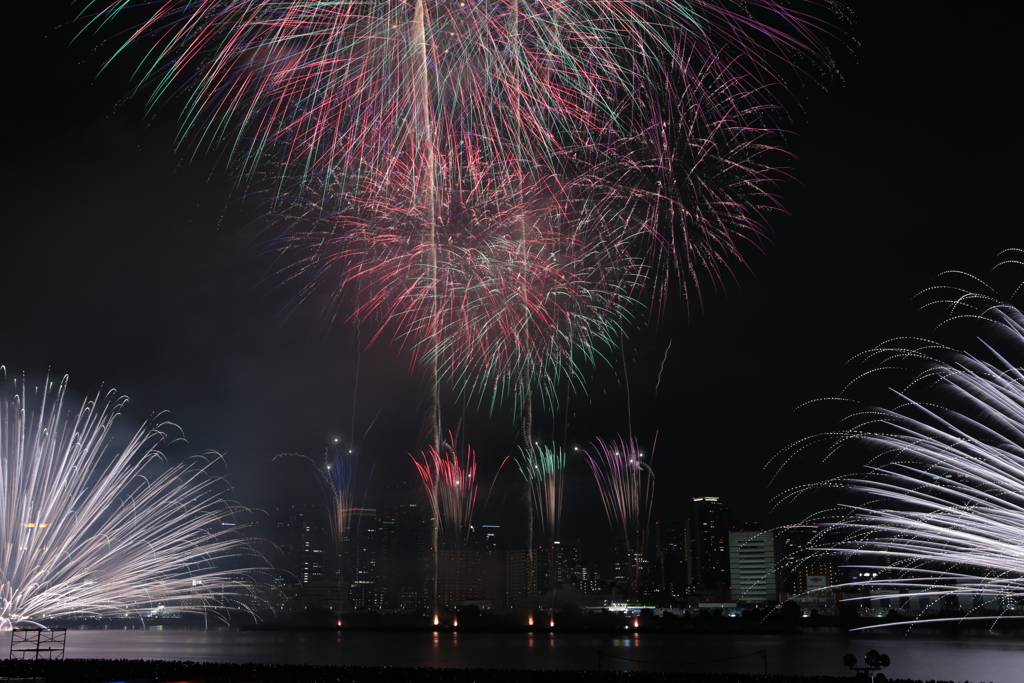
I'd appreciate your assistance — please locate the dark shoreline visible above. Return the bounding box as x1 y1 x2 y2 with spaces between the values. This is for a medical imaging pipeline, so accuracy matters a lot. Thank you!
0 660 974 683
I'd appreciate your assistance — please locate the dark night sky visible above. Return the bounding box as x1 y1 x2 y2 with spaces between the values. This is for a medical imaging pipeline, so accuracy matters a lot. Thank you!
3 2 1023 562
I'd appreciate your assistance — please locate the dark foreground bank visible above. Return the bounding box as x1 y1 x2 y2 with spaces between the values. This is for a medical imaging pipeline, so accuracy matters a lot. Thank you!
0 660 990 683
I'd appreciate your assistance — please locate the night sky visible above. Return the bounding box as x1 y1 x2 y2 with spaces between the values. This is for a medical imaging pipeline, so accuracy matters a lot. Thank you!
4 2 1023 563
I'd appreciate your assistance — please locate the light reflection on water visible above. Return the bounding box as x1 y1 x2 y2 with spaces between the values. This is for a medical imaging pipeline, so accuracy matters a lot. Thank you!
0 628 1020 682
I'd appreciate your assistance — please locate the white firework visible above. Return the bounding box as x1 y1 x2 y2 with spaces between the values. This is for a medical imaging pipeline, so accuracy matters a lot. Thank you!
789 262 1024 625
0 373 264 630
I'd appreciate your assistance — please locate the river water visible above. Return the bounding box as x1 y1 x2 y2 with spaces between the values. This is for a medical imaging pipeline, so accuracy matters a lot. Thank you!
1 628 1018 682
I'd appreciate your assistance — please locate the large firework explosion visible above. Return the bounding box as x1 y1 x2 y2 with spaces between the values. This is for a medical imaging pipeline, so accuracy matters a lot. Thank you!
271 157 644 411
778 259 1024 625
585 436 654 601
79 0 838 188
588 49 790 308
0 374 264 631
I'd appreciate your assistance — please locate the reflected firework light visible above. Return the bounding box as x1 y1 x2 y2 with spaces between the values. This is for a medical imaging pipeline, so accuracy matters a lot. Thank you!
0 374 265 631
789 257 1024 625
584 436 655 601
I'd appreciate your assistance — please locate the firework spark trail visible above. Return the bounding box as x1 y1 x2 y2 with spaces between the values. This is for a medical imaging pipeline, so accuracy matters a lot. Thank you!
272 158 645 410
323 448 357 549
80 0 840 188
411 436 478 548
516 444 565 549
0 374 264 631
411 435 477 612
585 50 790 309
784 261 1024 625
585 436 654 601
273 446 357 583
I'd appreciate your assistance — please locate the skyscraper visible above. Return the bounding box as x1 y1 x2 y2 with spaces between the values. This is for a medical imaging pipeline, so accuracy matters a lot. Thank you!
686 497 729 603
655 520 688 600
275 506 329 586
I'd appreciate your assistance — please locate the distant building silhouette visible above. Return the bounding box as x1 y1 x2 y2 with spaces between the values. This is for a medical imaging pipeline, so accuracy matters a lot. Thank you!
378 503 431 610
275 506 329 586
655 520 687 600
686 496 730 603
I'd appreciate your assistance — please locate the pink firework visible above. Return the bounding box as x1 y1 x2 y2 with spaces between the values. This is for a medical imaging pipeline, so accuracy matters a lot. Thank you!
585 49 791 310
273 153 644 409
585 436 655 601
411 436 478 548
81 0 843 186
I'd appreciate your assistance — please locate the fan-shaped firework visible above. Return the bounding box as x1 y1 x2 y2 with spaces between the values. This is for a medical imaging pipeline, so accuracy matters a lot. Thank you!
322 447 358 555
411 436 478 547
516 444 565 548
80 0 839 186
274 159 644 409
787 262 1024 625
585 436 654 600
0 374 263 631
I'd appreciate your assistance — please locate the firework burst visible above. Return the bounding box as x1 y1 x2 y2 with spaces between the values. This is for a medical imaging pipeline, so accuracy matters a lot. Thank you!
585 50 789 310
80 0 840 186
585 436 654 601
784 259 1024 625
272 158 644 410
0 374 264 631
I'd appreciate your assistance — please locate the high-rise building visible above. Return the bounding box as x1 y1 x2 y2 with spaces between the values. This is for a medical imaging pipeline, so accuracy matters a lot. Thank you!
686 496 729 603
506 549 539 607
275 506 329 586
343 508 383 610
728 529 778 605
773 525 842 598
655 521 688 600
378 504 431 610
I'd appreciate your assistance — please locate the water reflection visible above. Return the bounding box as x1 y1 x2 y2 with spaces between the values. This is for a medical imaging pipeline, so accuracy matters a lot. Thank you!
1 628 1021 682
